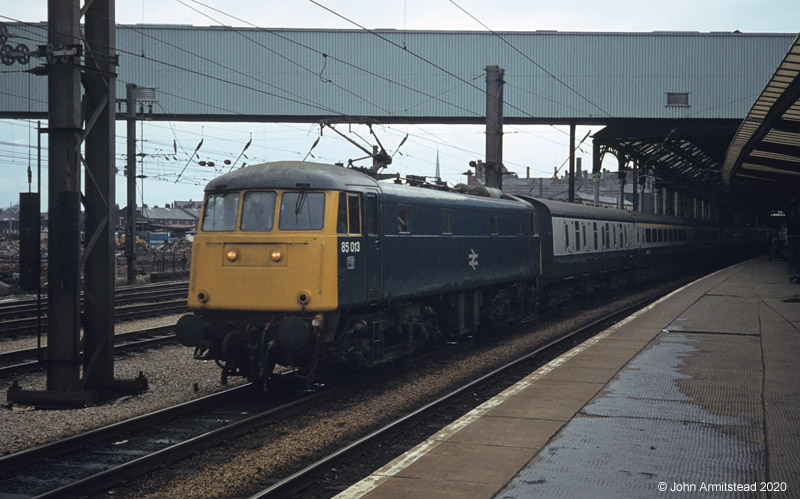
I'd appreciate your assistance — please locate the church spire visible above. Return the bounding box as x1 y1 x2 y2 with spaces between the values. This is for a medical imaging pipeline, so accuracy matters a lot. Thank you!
435 147 440 181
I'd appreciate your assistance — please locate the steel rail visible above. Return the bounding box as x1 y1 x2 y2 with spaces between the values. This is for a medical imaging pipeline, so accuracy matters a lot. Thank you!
249 292 665 498
0 325 177 377
0 281 188 320
0 380 345 498
0 299 187 338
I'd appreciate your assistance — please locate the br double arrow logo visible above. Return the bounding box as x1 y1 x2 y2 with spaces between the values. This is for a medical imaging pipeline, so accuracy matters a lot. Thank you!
468 249 479 270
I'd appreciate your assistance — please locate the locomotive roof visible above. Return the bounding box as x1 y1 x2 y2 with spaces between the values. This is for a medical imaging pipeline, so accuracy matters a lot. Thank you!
205 161 530 210
204 161 380 192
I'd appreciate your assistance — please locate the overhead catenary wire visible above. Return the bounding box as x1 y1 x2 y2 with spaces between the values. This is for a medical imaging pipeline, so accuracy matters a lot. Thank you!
306 0 582 131
447 0 613 119
177 0 515 163
3 12 495 175
1 8 619 195
3 12 577 156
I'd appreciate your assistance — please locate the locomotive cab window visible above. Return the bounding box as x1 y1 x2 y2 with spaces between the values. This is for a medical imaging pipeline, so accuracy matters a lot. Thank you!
279 192 325 230
337 192 362 235
490 214 498 235
202 192 239 232
240 191 276 232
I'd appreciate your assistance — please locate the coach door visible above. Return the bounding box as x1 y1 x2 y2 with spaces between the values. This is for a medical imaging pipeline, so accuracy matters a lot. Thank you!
364 191 382 304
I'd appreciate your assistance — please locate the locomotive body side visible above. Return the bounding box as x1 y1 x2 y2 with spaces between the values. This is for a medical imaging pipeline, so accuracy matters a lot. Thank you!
378 183 532 301
177 161 535 387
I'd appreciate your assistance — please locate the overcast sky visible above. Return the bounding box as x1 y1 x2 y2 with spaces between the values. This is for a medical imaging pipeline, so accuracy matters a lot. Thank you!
1 1 798 210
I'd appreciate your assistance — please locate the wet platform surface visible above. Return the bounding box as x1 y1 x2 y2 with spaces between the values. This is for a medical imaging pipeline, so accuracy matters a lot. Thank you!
337 256 800 498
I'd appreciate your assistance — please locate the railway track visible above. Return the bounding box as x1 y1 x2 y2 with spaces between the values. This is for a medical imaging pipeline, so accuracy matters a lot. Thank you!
0 292 654 497
0 325 178 377
0 284 670 498
249 294 663 498
0 281 188 321
0 378 341 498
0 281 189 338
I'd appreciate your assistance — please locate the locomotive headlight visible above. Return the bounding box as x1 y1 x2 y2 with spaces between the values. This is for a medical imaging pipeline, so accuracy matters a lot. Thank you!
226 248 239 262
270 250 282 262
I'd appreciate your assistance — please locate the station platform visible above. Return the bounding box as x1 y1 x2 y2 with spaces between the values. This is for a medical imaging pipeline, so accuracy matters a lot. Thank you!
337 256 800 498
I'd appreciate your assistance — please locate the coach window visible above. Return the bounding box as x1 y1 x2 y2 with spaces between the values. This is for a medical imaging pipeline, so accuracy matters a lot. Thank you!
202 192 239 232
279 192 325 230
564 222 570 250
441 210 452 235
582 224 587 250
574 221 581 249
490 214 499 235
240 191 276 232
599 223 604 249
397 205 411 234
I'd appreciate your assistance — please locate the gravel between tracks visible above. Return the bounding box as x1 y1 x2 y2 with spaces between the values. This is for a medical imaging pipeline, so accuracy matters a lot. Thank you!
0 313 246 456
0 312 185 353
96 279 686 499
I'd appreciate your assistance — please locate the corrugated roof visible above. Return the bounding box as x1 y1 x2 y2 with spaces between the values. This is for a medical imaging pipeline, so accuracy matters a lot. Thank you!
0 25 794 123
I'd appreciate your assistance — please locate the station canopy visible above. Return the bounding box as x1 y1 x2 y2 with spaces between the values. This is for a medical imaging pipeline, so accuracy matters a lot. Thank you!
592 118 740 196
722 34 800 204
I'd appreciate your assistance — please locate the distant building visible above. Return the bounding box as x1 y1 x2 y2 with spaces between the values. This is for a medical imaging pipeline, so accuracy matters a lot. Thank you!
116 200 202 236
